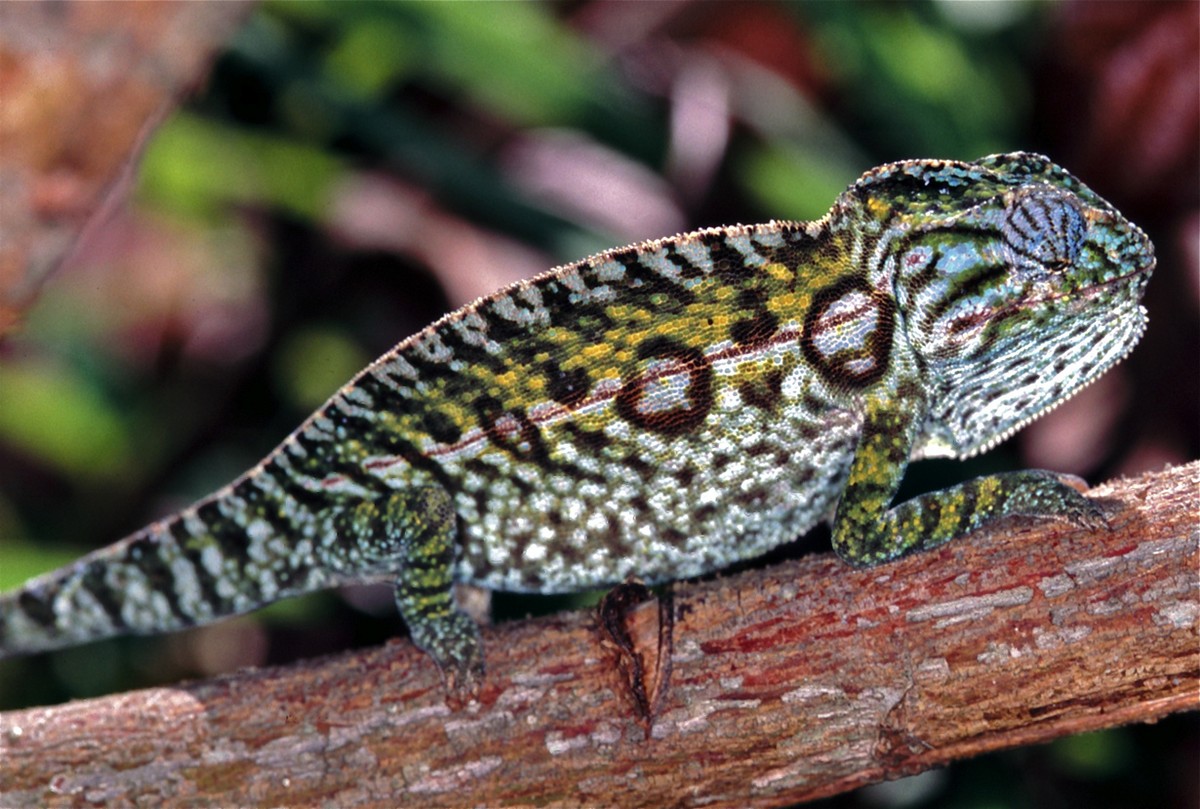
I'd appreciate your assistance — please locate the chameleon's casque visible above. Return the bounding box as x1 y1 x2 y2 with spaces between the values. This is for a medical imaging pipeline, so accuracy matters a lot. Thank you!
0 153 1155 690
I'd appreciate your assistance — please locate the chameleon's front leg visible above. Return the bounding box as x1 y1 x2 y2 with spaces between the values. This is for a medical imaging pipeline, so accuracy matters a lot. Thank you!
832 389 1108 568
330 487 484 693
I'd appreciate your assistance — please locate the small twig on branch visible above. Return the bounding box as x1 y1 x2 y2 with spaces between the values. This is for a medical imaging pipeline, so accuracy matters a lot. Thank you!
1 461 1197 808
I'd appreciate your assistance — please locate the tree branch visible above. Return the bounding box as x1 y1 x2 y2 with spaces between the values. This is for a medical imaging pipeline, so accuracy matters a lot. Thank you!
1 461 1196 808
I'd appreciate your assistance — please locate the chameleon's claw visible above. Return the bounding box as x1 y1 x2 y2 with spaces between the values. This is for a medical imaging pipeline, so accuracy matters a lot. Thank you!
1050 473 1111 531
1054 472 1092 493
435 636 486 708
412 608 486 704
1063 495 1112 533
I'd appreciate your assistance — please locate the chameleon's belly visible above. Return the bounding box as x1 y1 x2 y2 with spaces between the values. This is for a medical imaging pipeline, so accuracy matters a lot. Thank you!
435 379 863 594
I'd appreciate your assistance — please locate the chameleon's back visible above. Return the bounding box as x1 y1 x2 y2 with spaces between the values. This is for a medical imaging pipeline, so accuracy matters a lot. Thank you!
346 220 870 592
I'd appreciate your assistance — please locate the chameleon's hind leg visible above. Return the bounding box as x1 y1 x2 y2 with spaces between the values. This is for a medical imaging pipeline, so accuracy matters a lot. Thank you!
331 486 484 693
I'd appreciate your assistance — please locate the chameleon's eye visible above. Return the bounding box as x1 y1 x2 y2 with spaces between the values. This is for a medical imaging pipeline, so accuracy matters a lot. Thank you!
1001 187 1086 274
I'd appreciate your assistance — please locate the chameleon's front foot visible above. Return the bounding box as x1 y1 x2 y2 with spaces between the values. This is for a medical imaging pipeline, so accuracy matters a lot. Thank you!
1003 469 1110 532
831 390 1114 568
833 466 1113 569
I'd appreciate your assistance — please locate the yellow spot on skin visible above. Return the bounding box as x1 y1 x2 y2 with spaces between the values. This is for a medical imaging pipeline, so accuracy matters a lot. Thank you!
606 304 653 325
615 327 656 351
441 404 472 430
974 477 1001 515
580 343 613 363
765 262 794 284
936 497 962 536
768 292 809 319
544 328 577 347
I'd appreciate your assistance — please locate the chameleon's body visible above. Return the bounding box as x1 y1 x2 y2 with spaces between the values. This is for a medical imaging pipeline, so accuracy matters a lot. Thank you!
0 153 1154 690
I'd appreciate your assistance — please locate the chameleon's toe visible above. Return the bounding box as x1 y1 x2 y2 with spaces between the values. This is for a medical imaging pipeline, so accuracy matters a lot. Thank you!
402 606 485 696
426 611 486 698
1052 479 1111 532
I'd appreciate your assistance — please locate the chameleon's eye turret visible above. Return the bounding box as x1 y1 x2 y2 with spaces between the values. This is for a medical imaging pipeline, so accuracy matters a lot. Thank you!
1001 187 1087 275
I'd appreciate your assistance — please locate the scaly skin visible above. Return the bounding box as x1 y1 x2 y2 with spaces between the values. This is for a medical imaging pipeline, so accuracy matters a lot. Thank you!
0 153 1155 692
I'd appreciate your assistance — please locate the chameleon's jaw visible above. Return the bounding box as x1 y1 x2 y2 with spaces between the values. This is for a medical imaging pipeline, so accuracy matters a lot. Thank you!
962 300 1148 459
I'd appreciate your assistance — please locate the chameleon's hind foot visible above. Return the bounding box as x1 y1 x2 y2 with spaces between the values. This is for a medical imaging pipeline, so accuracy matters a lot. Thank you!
411 608 485 700
332 485 486 702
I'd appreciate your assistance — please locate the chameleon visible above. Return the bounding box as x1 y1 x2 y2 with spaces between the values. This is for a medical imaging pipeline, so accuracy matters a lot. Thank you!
0 152 1155 694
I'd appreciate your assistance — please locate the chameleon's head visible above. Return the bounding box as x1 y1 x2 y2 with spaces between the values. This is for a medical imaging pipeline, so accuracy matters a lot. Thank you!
868 152 1156 459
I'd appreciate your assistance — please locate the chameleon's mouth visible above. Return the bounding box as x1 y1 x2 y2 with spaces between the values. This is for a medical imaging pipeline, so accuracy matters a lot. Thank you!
1004 252 1155 318
1077 255 1154 300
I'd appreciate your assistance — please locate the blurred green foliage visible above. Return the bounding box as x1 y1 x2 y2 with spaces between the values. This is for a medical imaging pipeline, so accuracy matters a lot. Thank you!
0 361 132 482
140 112 344 222
806 2 1029 156
272 325 371 410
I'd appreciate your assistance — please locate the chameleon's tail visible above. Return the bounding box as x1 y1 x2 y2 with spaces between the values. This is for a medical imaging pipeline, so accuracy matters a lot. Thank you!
0 501 336 659
0 519 211 658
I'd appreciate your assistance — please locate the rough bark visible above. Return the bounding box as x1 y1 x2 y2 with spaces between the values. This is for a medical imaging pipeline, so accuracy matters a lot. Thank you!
1 461 1196 808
